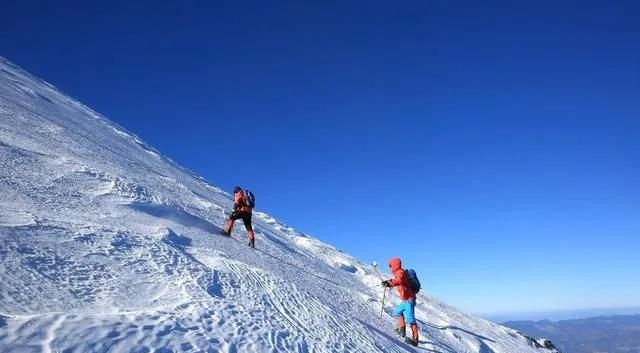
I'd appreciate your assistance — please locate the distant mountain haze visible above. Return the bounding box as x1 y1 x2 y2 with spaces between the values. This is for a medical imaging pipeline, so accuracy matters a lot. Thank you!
504 315 640 353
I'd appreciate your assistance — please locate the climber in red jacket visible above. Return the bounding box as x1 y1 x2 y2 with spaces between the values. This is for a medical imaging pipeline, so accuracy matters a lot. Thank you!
382 257 419 346
220 186 256 248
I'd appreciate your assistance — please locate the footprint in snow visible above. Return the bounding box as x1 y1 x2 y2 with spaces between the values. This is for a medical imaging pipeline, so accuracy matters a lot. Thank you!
0 209 35 227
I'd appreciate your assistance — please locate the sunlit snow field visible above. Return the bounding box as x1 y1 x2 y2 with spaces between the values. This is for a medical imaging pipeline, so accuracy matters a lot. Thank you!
0 57 550 353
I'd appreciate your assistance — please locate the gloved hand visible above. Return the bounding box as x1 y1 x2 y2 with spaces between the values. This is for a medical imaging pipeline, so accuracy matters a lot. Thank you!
381 280 392 288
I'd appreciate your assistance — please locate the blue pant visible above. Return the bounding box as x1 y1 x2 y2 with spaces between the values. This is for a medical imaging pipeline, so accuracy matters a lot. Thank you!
394 300 416 325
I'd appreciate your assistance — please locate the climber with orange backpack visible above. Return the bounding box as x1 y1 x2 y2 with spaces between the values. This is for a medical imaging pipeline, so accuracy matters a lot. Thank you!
381 257 421 346
220 186 256 248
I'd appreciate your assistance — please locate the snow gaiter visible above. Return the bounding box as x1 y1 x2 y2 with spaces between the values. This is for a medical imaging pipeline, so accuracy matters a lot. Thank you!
410 323 419 343
396 316 406 337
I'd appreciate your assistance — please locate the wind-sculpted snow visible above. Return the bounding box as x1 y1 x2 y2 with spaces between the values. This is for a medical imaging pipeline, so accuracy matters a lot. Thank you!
0 57 553 353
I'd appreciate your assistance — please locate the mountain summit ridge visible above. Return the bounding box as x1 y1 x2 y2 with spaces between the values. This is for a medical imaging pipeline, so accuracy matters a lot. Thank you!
0 57 557 353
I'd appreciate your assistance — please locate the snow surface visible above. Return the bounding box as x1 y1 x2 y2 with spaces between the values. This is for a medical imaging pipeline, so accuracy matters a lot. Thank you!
0 57 552 353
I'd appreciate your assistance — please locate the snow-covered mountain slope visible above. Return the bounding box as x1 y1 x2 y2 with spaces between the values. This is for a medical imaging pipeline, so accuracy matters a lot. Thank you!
0 57 554 353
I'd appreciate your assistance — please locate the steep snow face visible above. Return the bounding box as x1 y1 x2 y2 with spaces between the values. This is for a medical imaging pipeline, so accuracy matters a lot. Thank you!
0 57 549 353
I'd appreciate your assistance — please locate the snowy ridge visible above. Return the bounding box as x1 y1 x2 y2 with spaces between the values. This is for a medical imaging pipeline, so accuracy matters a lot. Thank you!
0 57 554 353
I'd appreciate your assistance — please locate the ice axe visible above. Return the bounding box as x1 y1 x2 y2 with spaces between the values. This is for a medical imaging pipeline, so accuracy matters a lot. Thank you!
372 261 388 318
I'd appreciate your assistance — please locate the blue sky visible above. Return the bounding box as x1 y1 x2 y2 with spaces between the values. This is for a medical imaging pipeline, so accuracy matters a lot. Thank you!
2 0 639 316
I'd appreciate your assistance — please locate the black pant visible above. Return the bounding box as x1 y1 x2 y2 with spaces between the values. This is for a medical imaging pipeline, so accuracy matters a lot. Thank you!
229 211 253 232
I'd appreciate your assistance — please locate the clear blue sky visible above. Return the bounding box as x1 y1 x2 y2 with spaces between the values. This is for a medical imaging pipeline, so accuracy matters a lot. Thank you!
2 0 639 315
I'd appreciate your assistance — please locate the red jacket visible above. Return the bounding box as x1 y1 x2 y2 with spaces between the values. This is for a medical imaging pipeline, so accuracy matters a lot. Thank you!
389 257 416 301
234 191 252 213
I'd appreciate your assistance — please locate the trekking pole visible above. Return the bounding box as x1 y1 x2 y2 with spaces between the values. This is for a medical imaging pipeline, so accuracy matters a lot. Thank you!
372 261 384 281
372 261 387 318
380 287 388 318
